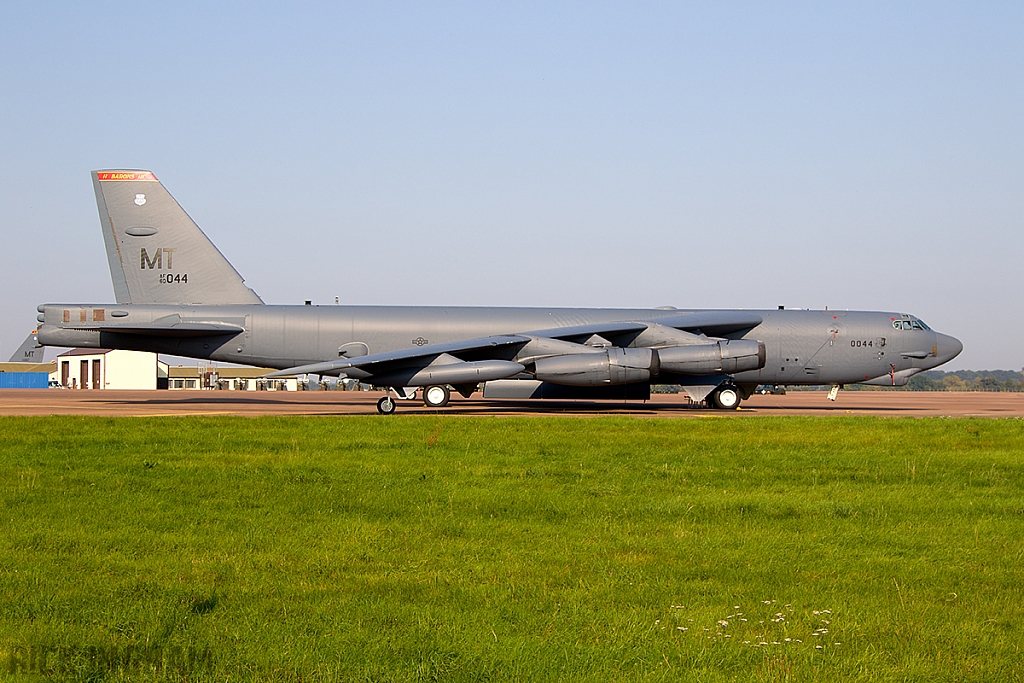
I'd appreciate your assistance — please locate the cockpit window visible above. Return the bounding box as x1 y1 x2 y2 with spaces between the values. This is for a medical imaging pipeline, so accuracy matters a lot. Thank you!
894 319 929 331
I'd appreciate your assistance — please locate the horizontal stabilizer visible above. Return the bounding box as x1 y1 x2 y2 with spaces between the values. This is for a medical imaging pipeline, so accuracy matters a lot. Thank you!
95 323 244 337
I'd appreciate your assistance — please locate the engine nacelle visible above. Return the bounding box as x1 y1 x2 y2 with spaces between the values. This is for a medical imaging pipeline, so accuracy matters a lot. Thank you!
657 339 765 375
370 360 525 387
533 348 654 386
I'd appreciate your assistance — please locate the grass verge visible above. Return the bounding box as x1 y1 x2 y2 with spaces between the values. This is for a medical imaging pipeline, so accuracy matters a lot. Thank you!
1 415 1022 681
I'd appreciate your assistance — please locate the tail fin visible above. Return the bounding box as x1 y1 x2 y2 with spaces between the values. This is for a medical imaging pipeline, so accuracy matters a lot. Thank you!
93 170 263 305
8 330 45 363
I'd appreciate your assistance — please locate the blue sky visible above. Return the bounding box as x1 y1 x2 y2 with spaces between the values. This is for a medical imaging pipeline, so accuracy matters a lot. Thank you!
2 2 1021 370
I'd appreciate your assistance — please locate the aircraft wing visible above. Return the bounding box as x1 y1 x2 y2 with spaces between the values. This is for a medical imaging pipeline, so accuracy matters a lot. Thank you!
644 310 763 336
523 321 649 343
266 335 531 379
526 312 764 343
265 312 765 383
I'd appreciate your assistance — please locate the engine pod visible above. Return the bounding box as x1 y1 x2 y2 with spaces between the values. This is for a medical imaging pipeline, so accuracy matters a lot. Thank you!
657 340 765 375
533 348 653 386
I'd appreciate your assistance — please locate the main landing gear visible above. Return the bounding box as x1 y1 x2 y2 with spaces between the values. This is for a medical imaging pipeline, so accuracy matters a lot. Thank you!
708 384 742 410
375 385 451 414
423 385 450 408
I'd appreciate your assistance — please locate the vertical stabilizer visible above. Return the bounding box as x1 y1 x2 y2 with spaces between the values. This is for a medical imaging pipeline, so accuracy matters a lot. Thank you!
8 331 45 363
93 170 263 305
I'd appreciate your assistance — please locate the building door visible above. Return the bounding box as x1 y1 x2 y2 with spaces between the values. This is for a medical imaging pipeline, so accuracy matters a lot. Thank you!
81 360 89 389
92 359 101 389
61 361 69 387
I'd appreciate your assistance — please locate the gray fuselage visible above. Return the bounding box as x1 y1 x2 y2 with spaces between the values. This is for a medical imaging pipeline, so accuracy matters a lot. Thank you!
37 303 962 386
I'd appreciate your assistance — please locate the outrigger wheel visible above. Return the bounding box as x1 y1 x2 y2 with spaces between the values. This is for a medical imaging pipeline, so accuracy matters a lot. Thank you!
710 384 742 410
423 385 451 408
376 396 396 415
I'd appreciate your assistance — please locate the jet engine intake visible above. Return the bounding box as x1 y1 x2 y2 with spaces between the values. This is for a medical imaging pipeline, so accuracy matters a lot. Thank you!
656 339 765 375
533 347 654 386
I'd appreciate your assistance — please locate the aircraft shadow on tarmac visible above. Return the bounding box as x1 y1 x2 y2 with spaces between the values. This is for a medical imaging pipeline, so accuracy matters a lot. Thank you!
106 396 301 406
94 395 926 415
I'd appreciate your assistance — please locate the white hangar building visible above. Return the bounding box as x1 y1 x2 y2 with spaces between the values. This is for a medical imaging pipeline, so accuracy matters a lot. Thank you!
55 349 162 390
51 349 298 391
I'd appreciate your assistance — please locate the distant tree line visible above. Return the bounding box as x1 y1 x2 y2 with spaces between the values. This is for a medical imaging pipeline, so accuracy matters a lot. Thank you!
904 369 1024 392
786 370 1024 393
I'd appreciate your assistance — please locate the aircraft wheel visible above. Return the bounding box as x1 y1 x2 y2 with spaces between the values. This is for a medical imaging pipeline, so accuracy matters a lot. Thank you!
423 385 450 408
712 385 741 410
377 396 397 415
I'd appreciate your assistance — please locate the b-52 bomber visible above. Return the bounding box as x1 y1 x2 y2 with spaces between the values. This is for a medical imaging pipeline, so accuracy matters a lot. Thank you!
37 170 963 413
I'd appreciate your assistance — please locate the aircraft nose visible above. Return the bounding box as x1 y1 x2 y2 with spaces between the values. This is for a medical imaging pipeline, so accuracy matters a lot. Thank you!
934 332 963 364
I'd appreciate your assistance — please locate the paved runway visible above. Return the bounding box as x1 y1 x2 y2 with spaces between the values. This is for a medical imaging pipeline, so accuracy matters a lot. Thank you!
1 389 1021 417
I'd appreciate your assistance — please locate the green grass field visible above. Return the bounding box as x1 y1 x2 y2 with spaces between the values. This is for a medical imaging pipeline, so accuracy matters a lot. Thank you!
1 415 1022 682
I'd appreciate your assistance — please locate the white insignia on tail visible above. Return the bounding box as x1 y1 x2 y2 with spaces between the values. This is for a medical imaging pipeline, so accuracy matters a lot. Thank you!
134 194 147 206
